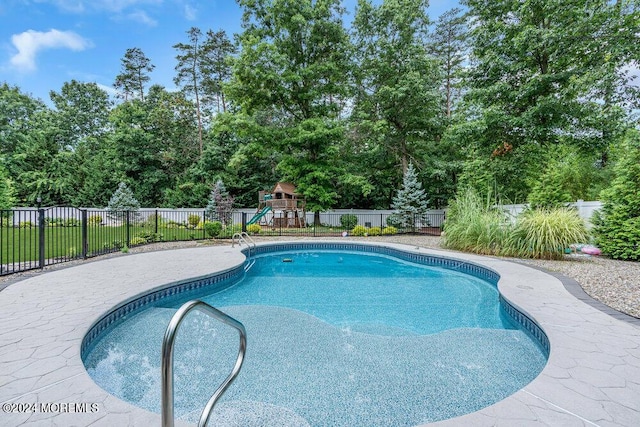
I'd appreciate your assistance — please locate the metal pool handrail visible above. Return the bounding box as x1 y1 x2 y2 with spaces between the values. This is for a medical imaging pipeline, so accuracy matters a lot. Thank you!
231 231 255 249
232 231 257 271
161 300 247 427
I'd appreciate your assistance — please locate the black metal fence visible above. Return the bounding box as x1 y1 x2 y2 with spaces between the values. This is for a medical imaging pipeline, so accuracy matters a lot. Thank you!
1 208 443 276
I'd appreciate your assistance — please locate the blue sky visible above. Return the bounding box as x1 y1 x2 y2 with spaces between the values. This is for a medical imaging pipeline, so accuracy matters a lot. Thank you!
0 0 460 105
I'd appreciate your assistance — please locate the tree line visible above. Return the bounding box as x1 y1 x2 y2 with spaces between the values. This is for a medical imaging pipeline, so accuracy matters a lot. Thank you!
1 0 638 214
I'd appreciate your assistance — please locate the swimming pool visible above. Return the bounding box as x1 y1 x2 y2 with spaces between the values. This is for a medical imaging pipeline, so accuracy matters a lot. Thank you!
82 242 548 426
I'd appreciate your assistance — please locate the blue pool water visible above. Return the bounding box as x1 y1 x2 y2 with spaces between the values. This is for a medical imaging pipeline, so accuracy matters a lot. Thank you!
84 249 548 426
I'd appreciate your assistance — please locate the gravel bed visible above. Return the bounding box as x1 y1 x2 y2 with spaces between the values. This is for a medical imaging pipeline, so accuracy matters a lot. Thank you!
2 235 638 320
514 256 640 319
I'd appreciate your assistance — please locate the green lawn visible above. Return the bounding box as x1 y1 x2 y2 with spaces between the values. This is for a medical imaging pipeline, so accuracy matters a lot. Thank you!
0 224 209 264
1 222 422 266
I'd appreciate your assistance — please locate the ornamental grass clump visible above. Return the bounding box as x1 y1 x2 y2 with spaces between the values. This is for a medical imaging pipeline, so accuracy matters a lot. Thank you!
442 189 512 255
508 207 588 260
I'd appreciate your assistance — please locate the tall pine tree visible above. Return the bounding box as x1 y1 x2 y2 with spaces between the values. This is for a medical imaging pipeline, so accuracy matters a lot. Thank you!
114 47 155 101
174 27 205 155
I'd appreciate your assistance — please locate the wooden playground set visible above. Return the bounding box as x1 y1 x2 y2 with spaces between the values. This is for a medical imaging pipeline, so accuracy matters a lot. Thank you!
247 182 306 228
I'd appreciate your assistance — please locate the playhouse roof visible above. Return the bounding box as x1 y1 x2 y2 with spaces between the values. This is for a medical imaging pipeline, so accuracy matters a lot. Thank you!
272 182 297 196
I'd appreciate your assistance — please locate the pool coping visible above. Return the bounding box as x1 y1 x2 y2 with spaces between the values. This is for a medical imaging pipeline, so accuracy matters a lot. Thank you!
0 240 639 426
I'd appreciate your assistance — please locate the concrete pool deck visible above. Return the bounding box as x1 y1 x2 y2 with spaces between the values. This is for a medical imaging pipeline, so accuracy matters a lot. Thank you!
0 241 639 426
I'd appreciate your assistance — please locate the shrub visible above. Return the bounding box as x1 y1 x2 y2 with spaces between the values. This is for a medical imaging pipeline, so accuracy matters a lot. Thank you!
143 214 165 229
382 226 397 235
218 224 242 238
351 225 368 236
527 166 572 209
386 214 404 228
19 221 33 228
44 217 80 227
593 131 640 260
107 240 124 250
247 223 261 234
528 144 609 207
368 226 382 236
88 215 103 225
130 236 147 246
340 214 358 229
67 247 78 258
442 188 512 255
166 220 182 229
63 218 80 227
135 231 162 243
509 207 588 260
187 214 202 228
45 217 59 227
204 221 223 238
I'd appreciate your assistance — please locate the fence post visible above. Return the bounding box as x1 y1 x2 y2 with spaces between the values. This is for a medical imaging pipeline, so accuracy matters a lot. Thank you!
242 212 247 233
126 211 131 247
81 210 88 259
155 209 159 235
38 208 45 269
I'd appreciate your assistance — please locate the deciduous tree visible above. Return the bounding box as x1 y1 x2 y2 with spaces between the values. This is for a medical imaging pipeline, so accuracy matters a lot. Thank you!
456 0 638 200
49 80 111 149
230 0 369 222
352 0 444 176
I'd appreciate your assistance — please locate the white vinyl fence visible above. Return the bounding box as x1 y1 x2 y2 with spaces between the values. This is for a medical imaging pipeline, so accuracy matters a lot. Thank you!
500 200 602 226
11 203 597 227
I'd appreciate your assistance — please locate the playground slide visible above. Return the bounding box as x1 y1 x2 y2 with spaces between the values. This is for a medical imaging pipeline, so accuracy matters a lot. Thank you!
247 206 272 225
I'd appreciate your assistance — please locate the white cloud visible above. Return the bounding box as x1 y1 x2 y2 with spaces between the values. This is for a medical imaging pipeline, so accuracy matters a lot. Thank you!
98 0 162 13
96 82 119 97
32 0 86 13
34 0 163 27
183 4 196 21
9 29 92 72
126 9 158 26
33 0 162 14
